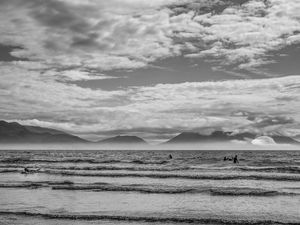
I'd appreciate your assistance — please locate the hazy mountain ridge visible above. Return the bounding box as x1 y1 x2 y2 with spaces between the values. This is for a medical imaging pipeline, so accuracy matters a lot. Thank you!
0 120 299 145
99 135 147 144
0 121 86 143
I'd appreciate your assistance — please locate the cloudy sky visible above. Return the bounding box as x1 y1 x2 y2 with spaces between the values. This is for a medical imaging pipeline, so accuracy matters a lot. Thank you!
0 0 300 142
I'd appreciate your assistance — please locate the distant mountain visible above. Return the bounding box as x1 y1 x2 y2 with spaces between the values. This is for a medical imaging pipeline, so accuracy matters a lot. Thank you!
99 135 147 144
165 131 299 145
0 120 87 143
165 132 205 143
25 125 66 135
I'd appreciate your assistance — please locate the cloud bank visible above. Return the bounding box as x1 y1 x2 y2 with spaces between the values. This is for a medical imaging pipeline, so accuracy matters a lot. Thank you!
1 0 300 74
2 68 299 141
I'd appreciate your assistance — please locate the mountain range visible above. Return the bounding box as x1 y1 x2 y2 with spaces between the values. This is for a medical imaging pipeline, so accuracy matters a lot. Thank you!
0 120 299 145
0 120 86 143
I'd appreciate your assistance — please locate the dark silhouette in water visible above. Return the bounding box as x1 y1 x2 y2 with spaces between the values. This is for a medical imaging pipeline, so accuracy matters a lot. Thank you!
169 154 173 159
233 155 239 164
224 156 238 163
24 167 29 173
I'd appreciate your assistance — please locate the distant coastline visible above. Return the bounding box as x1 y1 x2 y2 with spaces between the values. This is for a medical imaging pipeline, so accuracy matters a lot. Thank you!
0 120 299 149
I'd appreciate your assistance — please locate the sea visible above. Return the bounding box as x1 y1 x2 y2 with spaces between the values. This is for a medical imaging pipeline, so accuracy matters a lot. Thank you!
0 150 299 225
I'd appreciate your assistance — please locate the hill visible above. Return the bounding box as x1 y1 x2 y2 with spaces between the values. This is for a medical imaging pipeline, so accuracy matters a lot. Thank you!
0 120 87 143
99 135 147 144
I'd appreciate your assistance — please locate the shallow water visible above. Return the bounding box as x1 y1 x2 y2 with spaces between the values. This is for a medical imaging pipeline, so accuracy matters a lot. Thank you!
0 150 299 225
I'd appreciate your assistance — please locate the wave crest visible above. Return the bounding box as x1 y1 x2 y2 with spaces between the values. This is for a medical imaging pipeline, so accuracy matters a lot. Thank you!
0 211 298 225
0 158 169 165
0 181 297 196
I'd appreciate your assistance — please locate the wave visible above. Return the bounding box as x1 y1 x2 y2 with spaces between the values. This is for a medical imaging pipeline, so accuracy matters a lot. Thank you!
0 180 75 189
0 164 189 172
0 183 43 189
51 185 299 196
0 211 298 225
131 159 168 165
0 181 297 196
1 168 300 181
1 164 300 174
0 169 19 173
0 158 169 165
51 184 196 194
2 163 299 175
189 165 300 174
45 165 187 172
40 170 300 181
209 188 286 196
236 166 300 174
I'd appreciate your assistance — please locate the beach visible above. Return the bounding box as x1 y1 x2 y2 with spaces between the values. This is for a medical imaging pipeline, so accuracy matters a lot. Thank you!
0 150 299 225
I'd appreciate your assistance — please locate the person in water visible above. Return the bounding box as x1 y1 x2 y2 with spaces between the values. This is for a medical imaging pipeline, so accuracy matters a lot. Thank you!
24 167 30 173
233 155 239 164
169 154 173 159
223 156 227 161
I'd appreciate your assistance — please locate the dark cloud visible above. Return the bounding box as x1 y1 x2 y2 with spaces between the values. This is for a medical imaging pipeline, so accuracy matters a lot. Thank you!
168 0 251 16
71 33 100 49
0 45 27 61
30 1 91 33
275 96 298 102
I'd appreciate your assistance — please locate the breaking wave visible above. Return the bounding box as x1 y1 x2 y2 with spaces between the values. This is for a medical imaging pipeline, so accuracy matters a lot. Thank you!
0 211 298 225
38 170 300 181
51 185 300 196
0 181 298 196
0 158 169 165
0 164 189 172
1 167 300 181
235 166 300 174
1 162 299 175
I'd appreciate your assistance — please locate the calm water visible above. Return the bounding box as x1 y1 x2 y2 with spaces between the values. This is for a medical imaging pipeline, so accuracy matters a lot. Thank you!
0 150 299 225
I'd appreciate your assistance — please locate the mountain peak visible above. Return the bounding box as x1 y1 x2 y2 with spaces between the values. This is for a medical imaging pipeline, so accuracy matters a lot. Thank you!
165 132 205 143
0 120 87 143
99 135 147 144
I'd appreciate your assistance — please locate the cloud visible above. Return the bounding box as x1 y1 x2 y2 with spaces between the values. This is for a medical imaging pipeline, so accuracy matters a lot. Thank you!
176 0 300 70
0 0 180 75
1 0 300 77
1 66 299 141
247 115 295 127
46 70 117 81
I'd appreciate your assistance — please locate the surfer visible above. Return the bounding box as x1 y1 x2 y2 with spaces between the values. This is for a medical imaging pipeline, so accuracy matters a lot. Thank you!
24 167 30 173
223 156 227 161
233 155 239 164
169 154 173 159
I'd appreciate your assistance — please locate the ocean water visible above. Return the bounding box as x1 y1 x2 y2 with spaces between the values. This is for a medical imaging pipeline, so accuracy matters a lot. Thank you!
0 150 299 225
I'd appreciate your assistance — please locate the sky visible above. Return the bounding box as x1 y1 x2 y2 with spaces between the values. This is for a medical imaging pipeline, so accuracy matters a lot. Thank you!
0 0 300 143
